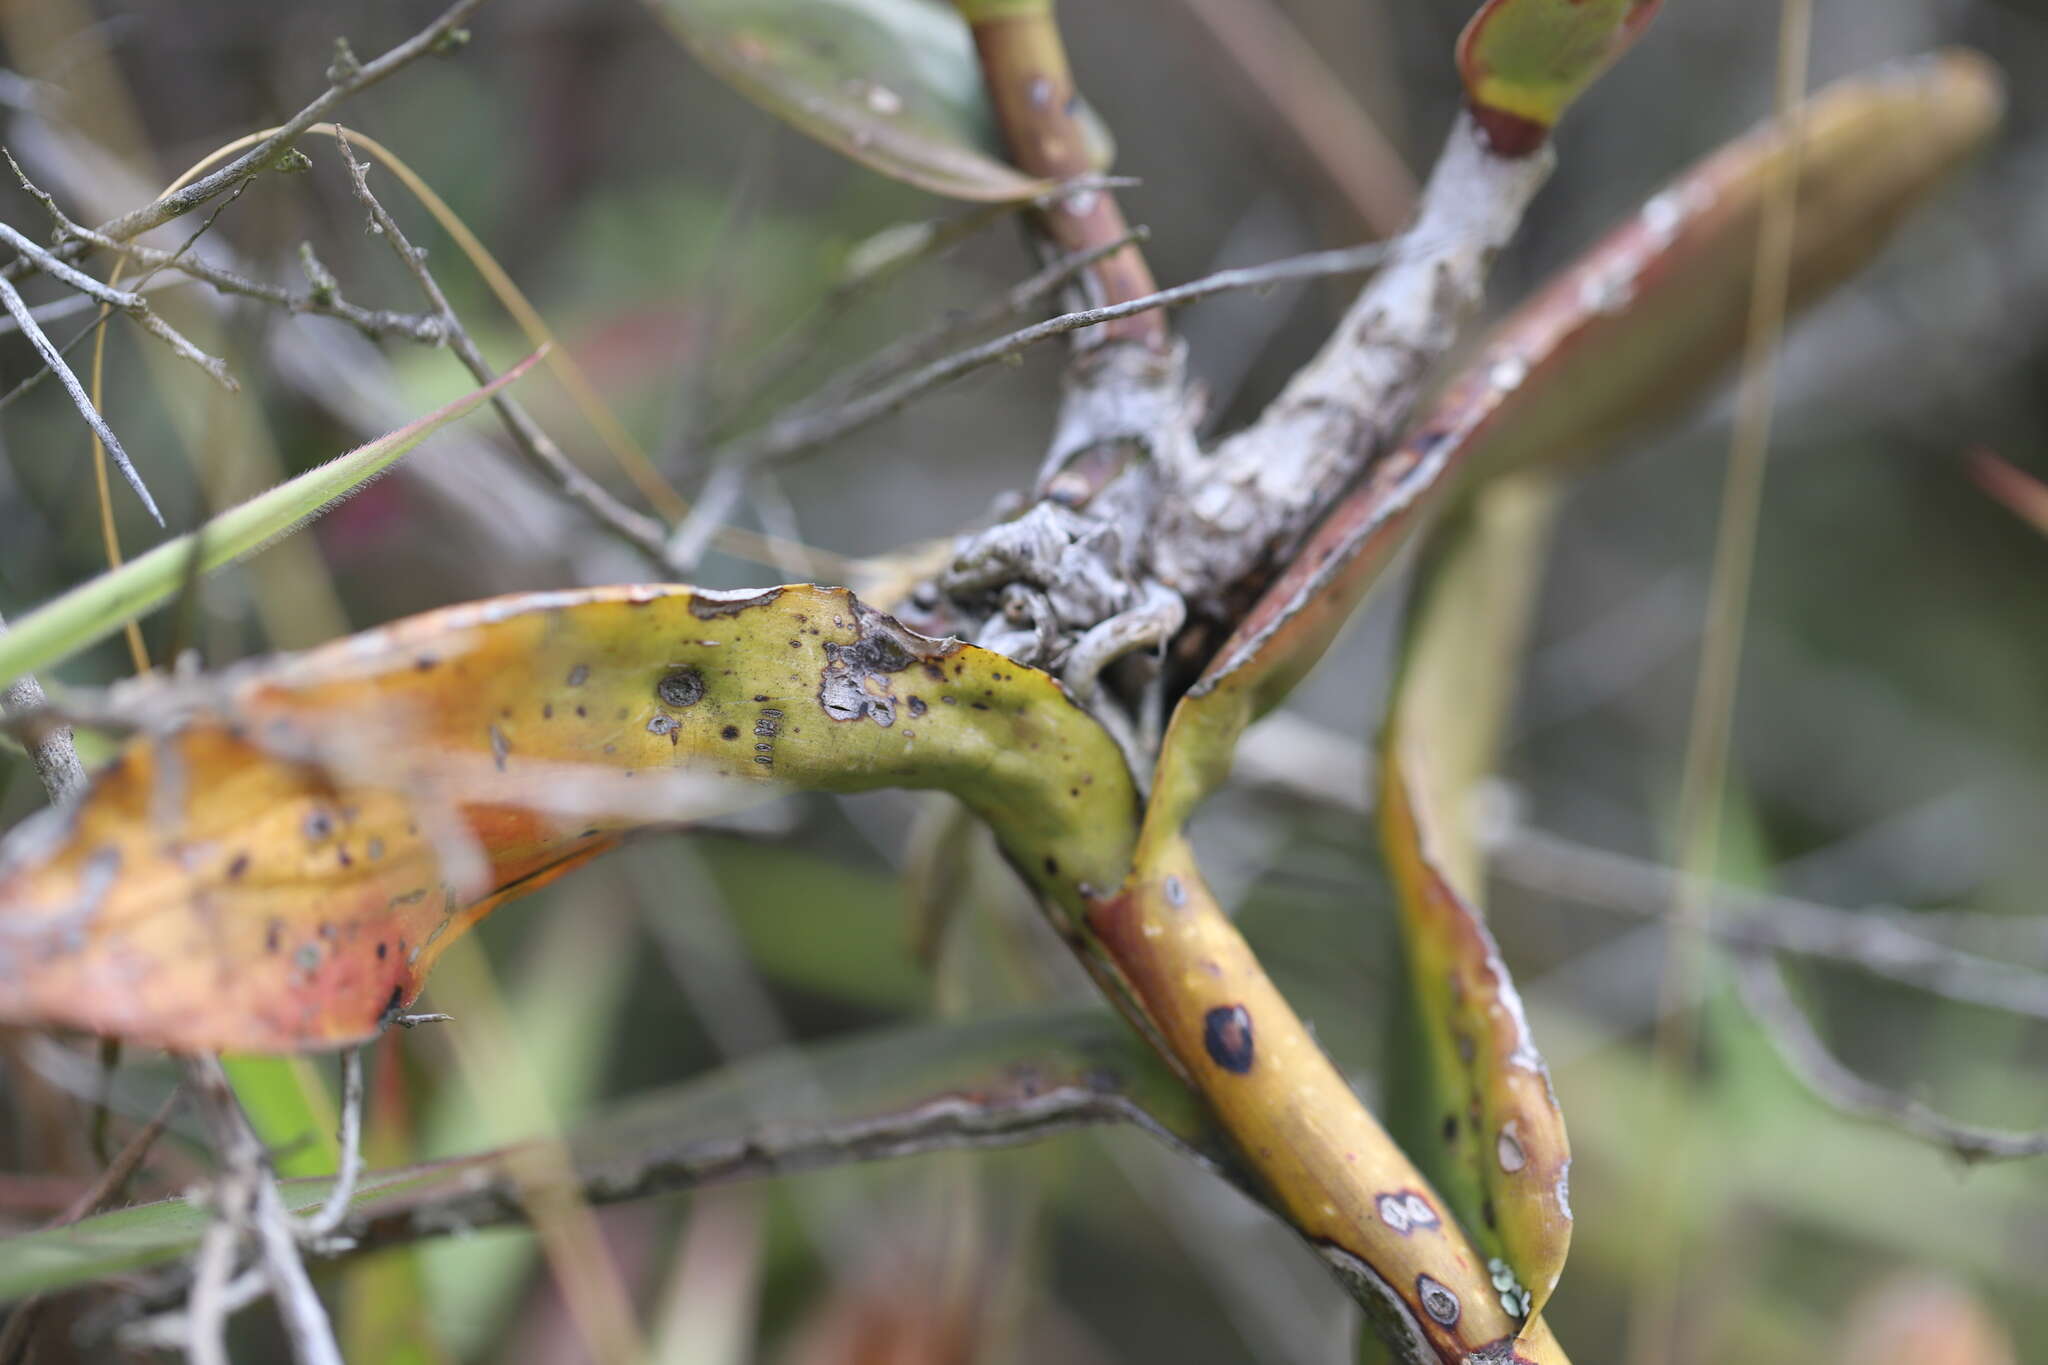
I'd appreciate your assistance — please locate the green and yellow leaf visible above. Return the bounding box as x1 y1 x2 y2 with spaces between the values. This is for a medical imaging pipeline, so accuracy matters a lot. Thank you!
1456 0 1661 154
1380 476 1571 1322
0 586 1137 1052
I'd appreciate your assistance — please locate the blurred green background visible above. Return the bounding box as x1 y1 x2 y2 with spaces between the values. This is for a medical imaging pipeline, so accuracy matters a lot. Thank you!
0 1 2044 1362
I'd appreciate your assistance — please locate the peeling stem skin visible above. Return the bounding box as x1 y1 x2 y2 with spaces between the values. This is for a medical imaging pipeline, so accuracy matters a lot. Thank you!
961 0 1165 350
1150 113 1554 610
1084 832 1565 1364
1183 51 2006 738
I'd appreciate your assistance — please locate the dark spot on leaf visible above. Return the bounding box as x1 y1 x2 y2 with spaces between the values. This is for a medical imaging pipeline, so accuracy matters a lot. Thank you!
265 919 283 953
1482 1197 1498 1229
721 725 740 740
1203 1005 1254 1074
1417 1275 1460 1327
337 846 353 868
657 668 706 708
576 705 588 718
228 853 250 880
754 694 769 703
304 810 333 842
970 702 990 711
1043 855 1060 877
489 724 511 771
567 664 590 686
1163 875 1187 908
542 703 553 720
414 656 437 671
647 715 679 740
908 696 927 717
377 941 388 960
1442 1113 1458 1143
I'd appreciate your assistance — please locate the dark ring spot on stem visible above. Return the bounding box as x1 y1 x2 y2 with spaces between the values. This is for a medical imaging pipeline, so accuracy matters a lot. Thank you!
1203 1004 1255 1074
657 668 706 708
1417 1274 1460 1327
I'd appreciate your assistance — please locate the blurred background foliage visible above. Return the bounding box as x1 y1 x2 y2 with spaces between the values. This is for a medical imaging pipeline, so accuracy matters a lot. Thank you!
0 1 2044 1362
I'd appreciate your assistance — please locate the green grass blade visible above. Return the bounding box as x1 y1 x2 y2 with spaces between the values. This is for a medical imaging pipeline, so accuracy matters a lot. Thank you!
0 349 543 692
0 1006 1212 1304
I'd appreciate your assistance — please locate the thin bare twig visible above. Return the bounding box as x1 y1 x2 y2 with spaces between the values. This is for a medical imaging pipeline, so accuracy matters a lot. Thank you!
180 1165 250 1365
0 269 160 524
301 1047 363 1245
704 238 1396 475
1733 948 2048 1163
0 217 233 388
669 230 1147 570
10 157 442 343
0 1088 182 1365
5 0 487 274
334 130 671 568
663 231 1377 567
1494 826 2048 1024
178 1055 343 1365
707 174 1142 441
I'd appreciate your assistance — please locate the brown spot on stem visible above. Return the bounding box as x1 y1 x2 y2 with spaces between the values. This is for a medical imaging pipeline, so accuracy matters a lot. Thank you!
1203 1005 1255 1074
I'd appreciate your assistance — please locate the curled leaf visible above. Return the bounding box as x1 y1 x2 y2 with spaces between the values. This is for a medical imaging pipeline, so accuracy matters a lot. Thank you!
1380 476 1571 1323
0 586 1137 1052
649 0 1112 201
1456 0 1661 155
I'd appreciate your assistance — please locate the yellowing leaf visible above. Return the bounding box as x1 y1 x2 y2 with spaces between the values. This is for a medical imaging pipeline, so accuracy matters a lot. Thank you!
0 586 1137 1052
1380 477 1572 1323
1456 0 1661 154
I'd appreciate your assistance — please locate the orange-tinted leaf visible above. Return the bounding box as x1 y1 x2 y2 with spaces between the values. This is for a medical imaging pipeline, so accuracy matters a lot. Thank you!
1456 0 1661 155
0 586 1138 1053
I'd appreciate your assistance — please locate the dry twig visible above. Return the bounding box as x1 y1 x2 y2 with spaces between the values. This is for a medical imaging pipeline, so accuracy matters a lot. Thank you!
1 0 487 277
175 1055 343 1365
1733 948 2048 1163
334 130 672 569
0 269 160 524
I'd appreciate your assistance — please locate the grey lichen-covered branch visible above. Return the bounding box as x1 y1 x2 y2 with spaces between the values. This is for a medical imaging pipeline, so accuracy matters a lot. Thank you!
0 613 85 813
1152 115 1553 611
910 110 1554 759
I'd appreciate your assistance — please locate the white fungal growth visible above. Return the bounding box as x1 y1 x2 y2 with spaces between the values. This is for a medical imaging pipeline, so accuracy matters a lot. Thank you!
1496 1119 1527 1173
